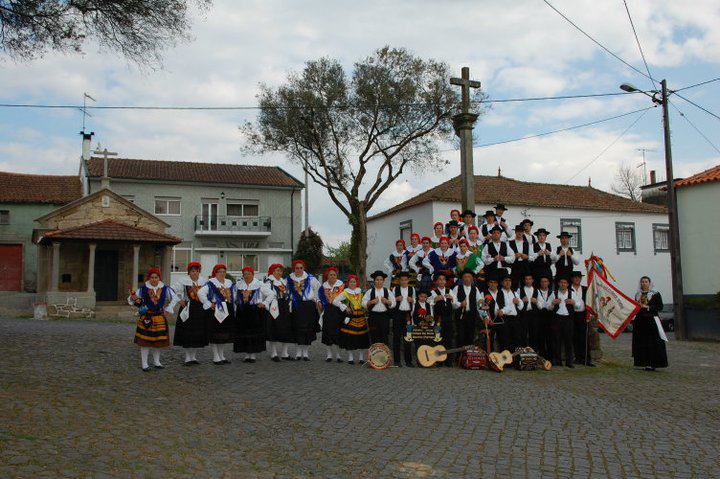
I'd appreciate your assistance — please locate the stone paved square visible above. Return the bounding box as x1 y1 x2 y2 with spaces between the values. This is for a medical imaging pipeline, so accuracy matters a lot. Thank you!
1 317 719 478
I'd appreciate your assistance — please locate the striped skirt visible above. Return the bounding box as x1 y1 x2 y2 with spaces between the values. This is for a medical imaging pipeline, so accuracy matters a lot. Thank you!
134 313 170 348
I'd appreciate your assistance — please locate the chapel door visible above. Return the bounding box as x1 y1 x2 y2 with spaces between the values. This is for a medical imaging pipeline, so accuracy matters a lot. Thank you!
94 250 119 301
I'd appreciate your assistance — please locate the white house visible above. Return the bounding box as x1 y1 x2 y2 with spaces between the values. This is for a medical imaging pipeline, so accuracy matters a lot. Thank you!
676 164 720 340
367 174 671 299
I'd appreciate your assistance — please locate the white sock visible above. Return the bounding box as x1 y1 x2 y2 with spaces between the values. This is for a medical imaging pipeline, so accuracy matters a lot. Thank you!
184 350 193 363
295 345 302 359
359 350 365 361
348 350 354 362
271 343 278 357
151 349 162 367
250 353 256 360
211 344 221 362
191 349 198 361
326 347 333 359
282 343 289 357
140 347 149 369
219 345 226 361
334 345 342 360
303 346 309 358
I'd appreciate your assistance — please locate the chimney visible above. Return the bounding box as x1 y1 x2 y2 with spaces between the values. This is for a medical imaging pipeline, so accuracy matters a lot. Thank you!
81 131 94 161
650 170 657 184
497 167 502 177
588 177 592 187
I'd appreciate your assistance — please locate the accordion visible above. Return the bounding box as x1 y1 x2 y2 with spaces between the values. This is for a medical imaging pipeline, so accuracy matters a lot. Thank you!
460 348 487 370
515 350 540 371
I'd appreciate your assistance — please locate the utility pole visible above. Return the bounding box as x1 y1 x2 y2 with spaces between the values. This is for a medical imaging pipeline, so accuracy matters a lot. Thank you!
304 168 310 238
450 67 481 213
660 79 686 340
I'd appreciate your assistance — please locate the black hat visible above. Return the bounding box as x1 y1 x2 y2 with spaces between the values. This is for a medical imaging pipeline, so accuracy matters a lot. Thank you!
434 271 448 280
535 228 550 236
483 210 496 218
397 270 411 278
490 225 503 234
461 209 477 218
418 289 431 297
494 203 507 211
570 271 583 278
514 224 525 232
537 272 552 281
461 268 475 277
499 272 512 283
446 220 460 228
521 218 534 226
370 270 388 280
556 275 570 283
486 272 500 283
557 232 573 239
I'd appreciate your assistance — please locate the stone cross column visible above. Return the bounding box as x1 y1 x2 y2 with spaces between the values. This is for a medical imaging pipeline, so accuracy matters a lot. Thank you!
50 242 61 292
450 67 481 213
87 243 97 293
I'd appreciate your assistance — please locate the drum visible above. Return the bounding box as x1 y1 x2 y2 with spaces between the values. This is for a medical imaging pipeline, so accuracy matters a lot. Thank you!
459 348 487 370
367 343 392 370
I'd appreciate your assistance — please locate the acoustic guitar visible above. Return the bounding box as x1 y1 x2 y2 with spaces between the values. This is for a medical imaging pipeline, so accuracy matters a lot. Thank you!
488 348 553 372
417 344 472 368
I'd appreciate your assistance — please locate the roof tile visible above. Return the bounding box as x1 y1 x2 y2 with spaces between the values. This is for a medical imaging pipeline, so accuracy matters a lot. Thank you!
0 172 82 204
675 164 720 188
43 219 181 244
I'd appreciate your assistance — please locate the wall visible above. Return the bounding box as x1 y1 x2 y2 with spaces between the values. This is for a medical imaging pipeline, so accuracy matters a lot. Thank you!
368 200 671 299
0 202 63 292
678 183 720 296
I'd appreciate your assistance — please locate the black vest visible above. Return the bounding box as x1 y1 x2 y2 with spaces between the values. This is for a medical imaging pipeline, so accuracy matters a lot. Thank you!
393 286 415 312
554 246 575 276
455 284 479 318
553 288 574 316
432 288 453 319
486 241 511 269
533 242 553 267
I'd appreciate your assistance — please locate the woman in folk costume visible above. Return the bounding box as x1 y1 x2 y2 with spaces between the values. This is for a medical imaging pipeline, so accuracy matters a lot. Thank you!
384 239 408 287
334 274 370 364
632 276 668 371
233 266 270 363
430 221 445 248
465 226 484 255
320 266 345 362
454 238 482 277
445 209 466 236
409 236 435 293
264 263 294 361
128 267 179 371
287 259 323 361
172 262 208 366
198 264 235 365
422 236 458 288
405 233 422 287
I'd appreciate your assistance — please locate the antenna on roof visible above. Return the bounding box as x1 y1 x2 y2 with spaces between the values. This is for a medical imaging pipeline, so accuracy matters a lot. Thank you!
80 92 96 133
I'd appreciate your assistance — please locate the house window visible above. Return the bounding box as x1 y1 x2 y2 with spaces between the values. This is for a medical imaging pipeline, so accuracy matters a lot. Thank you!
560 218 582 252
226 253 259 273
653 224 670 253
0 210 9 225
227 202 259 217
172 249 192 272
615 222 636 253
399 220 413 243
154 197 181 216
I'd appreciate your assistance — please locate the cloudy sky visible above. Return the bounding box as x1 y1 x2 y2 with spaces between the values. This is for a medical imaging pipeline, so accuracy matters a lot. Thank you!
1 0 718 247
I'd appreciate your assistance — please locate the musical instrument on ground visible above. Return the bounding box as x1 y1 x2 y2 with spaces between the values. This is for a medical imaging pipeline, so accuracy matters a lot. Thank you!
488 350 513 372
488 347 552 372
367 343 392 370
459 348 487 370
417 344 472 368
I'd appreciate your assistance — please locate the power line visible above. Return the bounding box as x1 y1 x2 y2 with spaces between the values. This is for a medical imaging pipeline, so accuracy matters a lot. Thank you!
673 92 720 122
622 0 657 90
674 77 720 92
669 100 720 155
565 107 652 182
542 0 657 83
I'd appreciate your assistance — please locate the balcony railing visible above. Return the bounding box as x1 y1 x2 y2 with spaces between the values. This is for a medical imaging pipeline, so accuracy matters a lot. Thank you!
194 215 271 235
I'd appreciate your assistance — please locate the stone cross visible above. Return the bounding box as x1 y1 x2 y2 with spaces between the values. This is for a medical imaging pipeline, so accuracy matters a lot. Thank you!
450 67 481 212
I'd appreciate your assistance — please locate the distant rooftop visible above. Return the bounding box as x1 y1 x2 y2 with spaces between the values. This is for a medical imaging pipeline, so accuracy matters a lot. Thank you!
0 171 82 204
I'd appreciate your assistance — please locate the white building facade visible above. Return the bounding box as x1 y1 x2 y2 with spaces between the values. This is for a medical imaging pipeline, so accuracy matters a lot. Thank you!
367 175 671 299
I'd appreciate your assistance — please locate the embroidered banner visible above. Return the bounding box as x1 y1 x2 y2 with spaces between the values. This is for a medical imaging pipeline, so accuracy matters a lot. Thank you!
586 269 641 339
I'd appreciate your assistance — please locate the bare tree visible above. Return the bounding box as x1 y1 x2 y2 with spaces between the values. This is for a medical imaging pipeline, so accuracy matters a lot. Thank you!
611 162 643 202
0 0 210 65
244 47 483 282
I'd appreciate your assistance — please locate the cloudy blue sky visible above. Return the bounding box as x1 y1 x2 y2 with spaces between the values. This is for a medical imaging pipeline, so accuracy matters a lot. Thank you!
1 0 718 246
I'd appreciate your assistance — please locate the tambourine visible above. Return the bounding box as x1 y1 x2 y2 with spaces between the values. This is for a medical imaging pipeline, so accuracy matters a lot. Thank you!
367 343 392 370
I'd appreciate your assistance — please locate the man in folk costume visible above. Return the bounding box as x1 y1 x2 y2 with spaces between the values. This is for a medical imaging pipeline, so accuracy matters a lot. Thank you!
384 239 409 287
549 276 578 368
430 272 456 366
554 232 579 284
461 209 477 230
198 264 235 365
482 225 515 280
570 271 595 367
263 263 294 362
454 238 482 278
409 236 435 293
532 228 557 283
172 262 208 366
452 268 482 349
286 259 322 361
334 274 370 365
362 270 396 347
320 266 345 363
498 272 524 352
509 224 536 290
483 274 502 352
534 273 555 359
494 203 513 238
481 210 508 242
446 220 463 250
423 236 458 288
521 219 538 245
411 290 435 352
430 221 445 248
517 273 537 350
233 266 270 363
129 267 178 371
632 276 668 371
391 271 415 367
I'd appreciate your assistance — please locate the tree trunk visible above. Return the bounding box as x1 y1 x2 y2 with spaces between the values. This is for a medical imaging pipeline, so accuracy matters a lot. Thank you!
349 202 369 287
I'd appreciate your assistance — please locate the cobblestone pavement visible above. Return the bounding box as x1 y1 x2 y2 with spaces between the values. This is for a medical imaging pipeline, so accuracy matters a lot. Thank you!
1 318 719 478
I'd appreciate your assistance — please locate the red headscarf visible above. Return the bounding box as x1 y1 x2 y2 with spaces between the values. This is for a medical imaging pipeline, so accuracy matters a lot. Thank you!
145 267 162 279
291 259 306 270
433 221 444 229
187 262 201 272
395 239 406 249
439 236 450 244
458 238 469 246
241 266 254 274
421 236 432 243
450 209 460 216
211 264 227 277
346 274 359 286
410 233 420 241
323 266 339 281
467 225 479 234
267 263 285 276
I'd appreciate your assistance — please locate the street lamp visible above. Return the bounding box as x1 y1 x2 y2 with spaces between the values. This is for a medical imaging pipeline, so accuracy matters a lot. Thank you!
620 80 686 340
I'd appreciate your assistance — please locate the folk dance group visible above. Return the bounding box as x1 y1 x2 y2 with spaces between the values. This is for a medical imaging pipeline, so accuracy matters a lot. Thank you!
128 203 667 372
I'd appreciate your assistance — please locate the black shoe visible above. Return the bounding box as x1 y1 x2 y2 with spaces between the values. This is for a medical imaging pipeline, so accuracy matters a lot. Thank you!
183 361 193 367
359 360 366 365
249 358 256 363
142 367 151 372
336 358 343 363
244 358 252 363
303 357 310 362
213 361 224 365
222 359 231 364
153 365 165 370
325 357 333 363
348 360 355 365
190 360 200 365
282 356 293 361
271 356 281 362
295 356 302 361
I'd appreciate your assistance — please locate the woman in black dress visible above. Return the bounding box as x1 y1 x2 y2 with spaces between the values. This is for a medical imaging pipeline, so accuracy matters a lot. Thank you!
172 262 209 365
632 276 668 371
320 266 345 362
233 266 269 363
198 264 235 365
264 263 294 361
